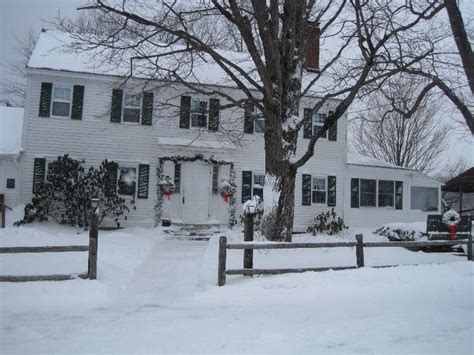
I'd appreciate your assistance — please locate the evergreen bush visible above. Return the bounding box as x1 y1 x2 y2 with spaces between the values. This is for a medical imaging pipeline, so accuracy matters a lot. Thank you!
307 208 348 236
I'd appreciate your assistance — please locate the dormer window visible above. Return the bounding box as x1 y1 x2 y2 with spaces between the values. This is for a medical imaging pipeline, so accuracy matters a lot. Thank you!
123 93 142 123
190 99 208 127
51 86 72 117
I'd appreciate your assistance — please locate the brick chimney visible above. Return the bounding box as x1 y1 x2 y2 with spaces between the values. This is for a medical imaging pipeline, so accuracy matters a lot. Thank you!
304 21 320 72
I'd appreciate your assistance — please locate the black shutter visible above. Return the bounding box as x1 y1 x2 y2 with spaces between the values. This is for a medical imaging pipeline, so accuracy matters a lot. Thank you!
209 98 220 131
244 102 254 134
105 161 118 197
174 163 181 193
32 158 46 193
110 89 123 123
180 95 191 128
302 174 312 206
137 164 150 199
328 111 337 141
351 178 360 208
141 92 153 126
242 170 252 203
303 109 312 138
71 85 84 120
327 175 337 207
39 82 52 117
395 181 403 210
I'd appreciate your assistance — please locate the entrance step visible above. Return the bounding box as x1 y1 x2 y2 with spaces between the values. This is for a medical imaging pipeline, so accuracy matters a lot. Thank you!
163 223 223 241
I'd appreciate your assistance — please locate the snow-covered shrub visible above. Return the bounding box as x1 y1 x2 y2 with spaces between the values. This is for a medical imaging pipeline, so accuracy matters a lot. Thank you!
307 208 348 236
375 222 427 241
16 155 132 229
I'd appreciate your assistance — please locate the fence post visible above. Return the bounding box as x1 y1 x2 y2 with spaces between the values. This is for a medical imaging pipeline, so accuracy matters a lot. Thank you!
467 234 473 261
243 213 254 270
218 236 227 286
88 201 99 280
356 234 364 267
0 194 5 228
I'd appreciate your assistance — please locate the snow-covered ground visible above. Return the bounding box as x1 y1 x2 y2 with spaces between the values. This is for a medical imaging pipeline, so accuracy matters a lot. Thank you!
1 219 473 354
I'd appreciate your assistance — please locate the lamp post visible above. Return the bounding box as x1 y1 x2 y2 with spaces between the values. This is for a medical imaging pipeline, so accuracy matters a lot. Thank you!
243 196 260 270
88 197 100 280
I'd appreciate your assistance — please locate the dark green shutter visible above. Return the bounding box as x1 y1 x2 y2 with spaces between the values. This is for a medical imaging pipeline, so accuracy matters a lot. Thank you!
141 92 153 126
302 174 312 206
242 171 252 203
39 82 52 117
110 89 123 123
328 111 337 141
395 181 403 210
303 109 312 138
137 164 149 199
351 178 360 208
105 161 118 197
174 163 181 193
209 98 219 131
180 95 191 128
71 85 84 120
327 175 337 206
32 158 46 193
244 102 254 134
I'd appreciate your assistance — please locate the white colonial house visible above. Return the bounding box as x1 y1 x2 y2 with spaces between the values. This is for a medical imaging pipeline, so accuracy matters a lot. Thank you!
12 30 442 230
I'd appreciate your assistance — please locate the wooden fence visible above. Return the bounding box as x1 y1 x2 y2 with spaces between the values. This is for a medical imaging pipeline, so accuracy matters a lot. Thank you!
217 234 473 286
0 212 99 282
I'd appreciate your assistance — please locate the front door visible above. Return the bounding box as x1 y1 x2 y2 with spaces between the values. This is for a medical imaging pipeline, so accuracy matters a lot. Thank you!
182 161 211 223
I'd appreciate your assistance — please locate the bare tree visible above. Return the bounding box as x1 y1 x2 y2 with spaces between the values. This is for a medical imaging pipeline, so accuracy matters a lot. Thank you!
351 76 448 174
56 0 450 241
0 28 37 107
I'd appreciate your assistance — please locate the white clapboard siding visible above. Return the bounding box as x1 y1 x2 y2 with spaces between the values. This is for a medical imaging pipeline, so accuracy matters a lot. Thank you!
0 158 21 208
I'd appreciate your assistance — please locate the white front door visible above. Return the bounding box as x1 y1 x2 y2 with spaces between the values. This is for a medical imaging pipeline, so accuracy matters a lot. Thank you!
182 161 211 223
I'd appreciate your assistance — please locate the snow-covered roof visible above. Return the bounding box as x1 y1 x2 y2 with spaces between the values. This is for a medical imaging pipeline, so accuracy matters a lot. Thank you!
0 107 24 157
347 152 411 170
28 30 331 94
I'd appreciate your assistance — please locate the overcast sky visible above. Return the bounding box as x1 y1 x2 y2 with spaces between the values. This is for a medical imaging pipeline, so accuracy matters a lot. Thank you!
0 0 472 173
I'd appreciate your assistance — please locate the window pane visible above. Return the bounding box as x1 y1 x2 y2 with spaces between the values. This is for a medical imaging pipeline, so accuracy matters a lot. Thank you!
118 167 137 196
253 187 263 201
360 179 376 207
52 102 70 117
411 187 438 211
191 99 207 111
123 108 140 122
254 119 265 133
53 87 71 100
124 93 141 108
312 191 326 204
313 178 326 191
253 174 265 188
191 113 207 127
378 180 394 207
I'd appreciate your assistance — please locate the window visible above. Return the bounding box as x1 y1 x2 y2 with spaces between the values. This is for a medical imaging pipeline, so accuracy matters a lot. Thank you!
253 174 265 201
411 187 438 211
123 93 141 123
6 178 15 189
212 165 219 194
312 177 326 204
360 179 376 207
378 180 394 208
118 167 137 196
254 106 265 133
191 99 208 127
174 163 181 193
312 113 327 138
51 86 72 117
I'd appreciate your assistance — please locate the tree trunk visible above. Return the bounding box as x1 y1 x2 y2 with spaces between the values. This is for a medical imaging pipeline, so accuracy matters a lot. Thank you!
262 105 299 242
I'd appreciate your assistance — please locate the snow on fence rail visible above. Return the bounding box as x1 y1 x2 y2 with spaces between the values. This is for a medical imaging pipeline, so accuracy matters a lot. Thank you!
0 214 99 282
217 234 473 286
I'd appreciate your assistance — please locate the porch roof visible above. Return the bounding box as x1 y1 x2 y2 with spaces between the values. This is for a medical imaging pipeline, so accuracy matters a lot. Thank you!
442 167 474 193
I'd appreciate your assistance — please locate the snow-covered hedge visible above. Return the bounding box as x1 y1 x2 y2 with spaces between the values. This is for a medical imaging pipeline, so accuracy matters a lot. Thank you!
374 222 427 241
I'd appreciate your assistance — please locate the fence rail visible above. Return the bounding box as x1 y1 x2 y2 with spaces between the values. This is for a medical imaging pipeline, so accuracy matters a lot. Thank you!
0 209 99 282
217 234 473 286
